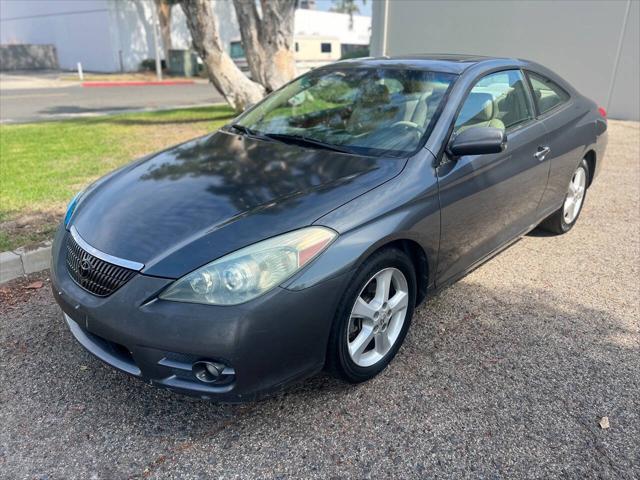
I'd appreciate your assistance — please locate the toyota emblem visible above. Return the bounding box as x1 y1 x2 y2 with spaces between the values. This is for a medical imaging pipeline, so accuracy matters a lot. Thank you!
79 259 92 279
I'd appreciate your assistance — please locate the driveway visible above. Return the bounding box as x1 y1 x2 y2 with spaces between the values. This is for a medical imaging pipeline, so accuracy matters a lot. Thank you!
0 121 638 479
0 78 223 123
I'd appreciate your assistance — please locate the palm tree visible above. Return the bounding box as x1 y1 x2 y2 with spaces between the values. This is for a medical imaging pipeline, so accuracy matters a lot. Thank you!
331 0 365 29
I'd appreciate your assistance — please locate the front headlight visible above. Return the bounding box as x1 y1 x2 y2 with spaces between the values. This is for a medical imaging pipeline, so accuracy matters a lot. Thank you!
64 191 84 227
159 227 337 305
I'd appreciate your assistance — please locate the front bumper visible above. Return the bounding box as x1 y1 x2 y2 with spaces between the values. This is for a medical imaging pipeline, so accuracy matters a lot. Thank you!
50 226 350 401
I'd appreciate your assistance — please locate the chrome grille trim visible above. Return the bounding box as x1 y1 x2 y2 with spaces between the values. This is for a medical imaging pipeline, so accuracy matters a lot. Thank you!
70 226 144 271
65 228 142 297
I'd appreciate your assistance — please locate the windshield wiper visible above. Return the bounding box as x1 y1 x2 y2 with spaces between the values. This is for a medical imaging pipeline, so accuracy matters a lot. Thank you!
263 133 355 154
229 123 277 143
229 123 256 136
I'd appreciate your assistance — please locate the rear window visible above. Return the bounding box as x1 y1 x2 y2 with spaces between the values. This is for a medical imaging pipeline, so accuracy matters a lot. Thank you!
526 72 570 115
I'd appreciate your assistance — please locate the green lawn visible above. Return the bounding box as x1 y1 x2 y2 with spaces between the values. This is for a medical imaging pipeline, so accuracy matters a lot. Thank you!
0 105 235 250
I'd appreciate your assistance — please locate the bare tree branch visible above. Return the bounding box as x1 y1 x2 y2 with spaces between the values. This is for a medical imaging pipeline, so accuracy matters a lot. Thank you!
154 0 174 59
233 0 296 92
180 0 265 112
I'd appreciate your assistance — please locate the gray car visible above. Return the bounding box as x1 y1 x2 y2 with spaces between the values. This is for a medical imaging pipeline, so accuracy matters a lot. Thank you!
51 55 608 401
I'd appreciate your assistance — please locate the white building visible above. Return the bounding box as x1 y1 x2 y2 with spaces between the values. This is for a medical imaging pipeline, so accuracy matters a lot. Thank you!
0 0 370 73
371 0 639 120
231 9 371 74
295 8 370 49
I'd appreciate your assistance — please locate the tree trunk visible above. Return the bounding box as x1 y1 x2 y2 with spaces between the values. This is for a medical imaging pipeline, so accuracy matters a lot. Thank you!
180 0 265 112
232 0 297 92
154 0 173 60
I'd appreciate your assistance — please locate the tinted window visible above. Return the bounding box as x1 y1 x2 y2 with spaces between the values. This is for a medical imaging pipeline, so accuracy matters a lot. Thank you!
454 70 533 134
235 68 456 156
527 72 570 114
321 43 332 53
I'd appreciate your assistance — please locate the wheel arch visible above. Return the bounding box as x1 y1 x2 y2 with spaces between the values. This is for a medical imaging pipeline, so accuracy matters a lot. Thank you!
357 237 430 306
584 149 596 187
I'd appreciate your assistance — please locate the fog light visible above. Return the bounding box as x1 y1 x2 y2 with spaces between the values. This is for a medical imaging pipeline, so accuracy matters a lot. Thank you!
192 360 227 383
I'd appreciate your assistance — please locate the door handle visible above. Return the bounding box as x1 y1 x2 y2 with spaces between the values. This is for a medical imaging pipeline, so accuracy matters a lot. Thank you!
534 146 551 161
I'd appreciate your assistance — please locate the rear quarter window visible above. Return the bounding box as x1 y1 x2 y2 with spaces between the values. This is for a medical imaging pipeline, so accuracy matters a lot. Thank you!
526 71 570 115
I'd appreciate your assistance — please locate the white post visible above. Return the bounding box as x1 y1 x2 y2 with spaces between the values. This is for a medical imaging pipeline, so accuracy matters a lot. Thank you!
77 62 84 81
152 2 162 81
381 0 389 56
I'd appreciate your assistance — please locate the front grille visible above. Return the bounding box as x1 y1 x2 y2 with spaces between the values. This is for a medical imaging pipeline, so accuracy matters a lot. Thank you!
66 234 136 296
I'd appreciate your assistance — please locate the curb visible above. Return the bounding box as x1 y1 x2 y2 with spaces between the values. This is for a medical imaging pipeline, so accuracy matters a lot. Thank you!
0 243 52 284
82 80 195 87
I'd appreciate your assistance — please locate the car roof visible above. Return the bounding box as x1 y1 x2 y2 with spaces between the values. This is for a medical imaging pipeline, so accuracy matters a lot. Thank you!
330 54 522 75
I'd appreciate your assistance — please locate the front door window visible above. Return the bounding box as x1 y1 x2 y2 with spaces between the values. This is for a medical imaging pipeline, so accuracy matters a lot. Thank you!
454 70 534 134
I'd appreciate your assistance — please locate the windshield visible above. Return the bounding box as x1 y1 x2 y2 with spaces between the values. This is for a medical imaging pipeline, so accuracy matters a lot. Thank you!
233 67 457 156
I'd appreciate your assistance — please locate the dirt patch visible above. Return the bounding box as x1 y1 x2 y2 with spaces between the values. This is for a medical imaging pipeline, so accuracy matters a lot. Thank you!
0 209 63 251
0 270 50 310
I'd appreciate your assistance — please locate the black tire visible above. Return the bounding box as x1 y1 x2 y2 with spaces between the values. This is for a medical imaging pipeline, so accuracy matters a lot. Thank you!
326 248 417 383
539 158 590 234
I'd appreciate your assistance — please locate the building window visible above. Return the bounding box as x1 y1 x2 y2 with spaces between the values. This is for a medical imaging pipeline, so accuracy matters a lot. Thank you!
295 42 299 52
321 43 332 53
229 41 245 59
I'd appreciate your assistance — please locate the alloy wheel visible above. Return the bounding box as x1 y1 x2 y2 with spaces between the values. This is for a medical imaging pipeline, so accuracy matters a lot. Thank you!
563 166 587 224
346 267 409 367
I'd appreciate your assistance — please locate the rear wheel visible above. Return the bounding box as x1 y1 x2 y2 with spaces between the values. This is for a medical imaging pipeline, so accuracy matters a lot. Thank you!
326 248 416 383
539 159 589 234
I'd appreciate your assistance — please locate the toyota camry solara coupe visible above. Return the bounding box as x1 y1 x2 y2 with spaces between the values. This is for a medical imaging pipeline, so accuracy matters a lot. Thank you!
52 55 608 400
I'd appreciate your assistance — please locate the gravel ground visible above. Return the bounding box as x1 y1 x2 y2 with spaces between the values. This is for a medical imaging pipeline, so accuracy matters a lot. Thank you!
1 120 638 479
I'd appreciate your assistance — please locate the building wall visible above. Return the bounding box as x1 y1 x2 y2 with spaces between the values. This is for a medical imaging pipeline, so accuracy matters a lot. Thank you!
1 1 371 74
109 0 238 72
607 1 639 121
294 9 370 46
371 0 639 120
0 0 236 72
295 37 341 62
0 0 117 72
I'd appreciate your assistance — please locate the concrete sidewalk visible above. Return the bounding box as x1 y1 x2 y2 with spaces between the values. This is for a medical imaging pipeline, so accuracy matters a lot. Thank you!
0 71 210 90
0 70 78 90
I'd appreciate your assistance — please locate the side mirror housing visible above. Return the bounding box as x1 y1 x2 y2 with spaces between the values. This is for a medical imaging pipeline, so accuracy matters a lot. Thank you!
448 127 506 157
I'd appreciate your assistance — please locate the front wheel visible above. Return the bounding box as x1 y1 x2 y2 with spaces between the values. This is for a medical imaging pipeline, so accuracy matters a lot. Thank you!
539 159 589 234
326 248 416 383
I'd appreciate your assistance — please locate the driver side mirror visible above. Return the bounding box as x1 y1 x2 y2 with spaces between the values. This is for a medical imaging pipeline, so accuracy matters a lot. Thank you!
447 127 506 157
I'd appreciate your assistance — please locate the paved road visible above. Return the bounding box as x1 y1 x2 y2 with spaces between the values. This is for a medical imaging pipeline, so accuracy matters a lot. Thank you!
0 83 223 123
1 121 638 479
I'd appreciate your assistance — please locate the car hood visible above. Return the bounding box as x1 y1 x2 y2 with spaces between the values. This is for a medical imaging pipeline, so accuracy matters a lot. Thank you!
72 130 406 278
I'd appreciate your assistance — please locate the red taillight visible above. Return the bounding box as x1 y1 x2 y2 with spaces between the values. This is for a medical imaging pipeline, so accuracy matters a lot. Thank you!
598 107 607 118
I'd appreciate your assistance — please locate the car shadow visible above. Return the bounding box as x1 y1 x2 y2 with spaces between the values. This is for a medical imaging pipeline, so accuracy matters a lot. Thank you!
526 227 558 238
3 279 637 477
37 281 639 415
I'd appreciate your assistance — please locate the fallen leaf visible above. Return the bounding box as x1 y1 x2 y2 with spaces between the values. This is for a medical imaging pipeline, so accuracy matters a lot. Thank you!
599 416 610 429
25 281 44 290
